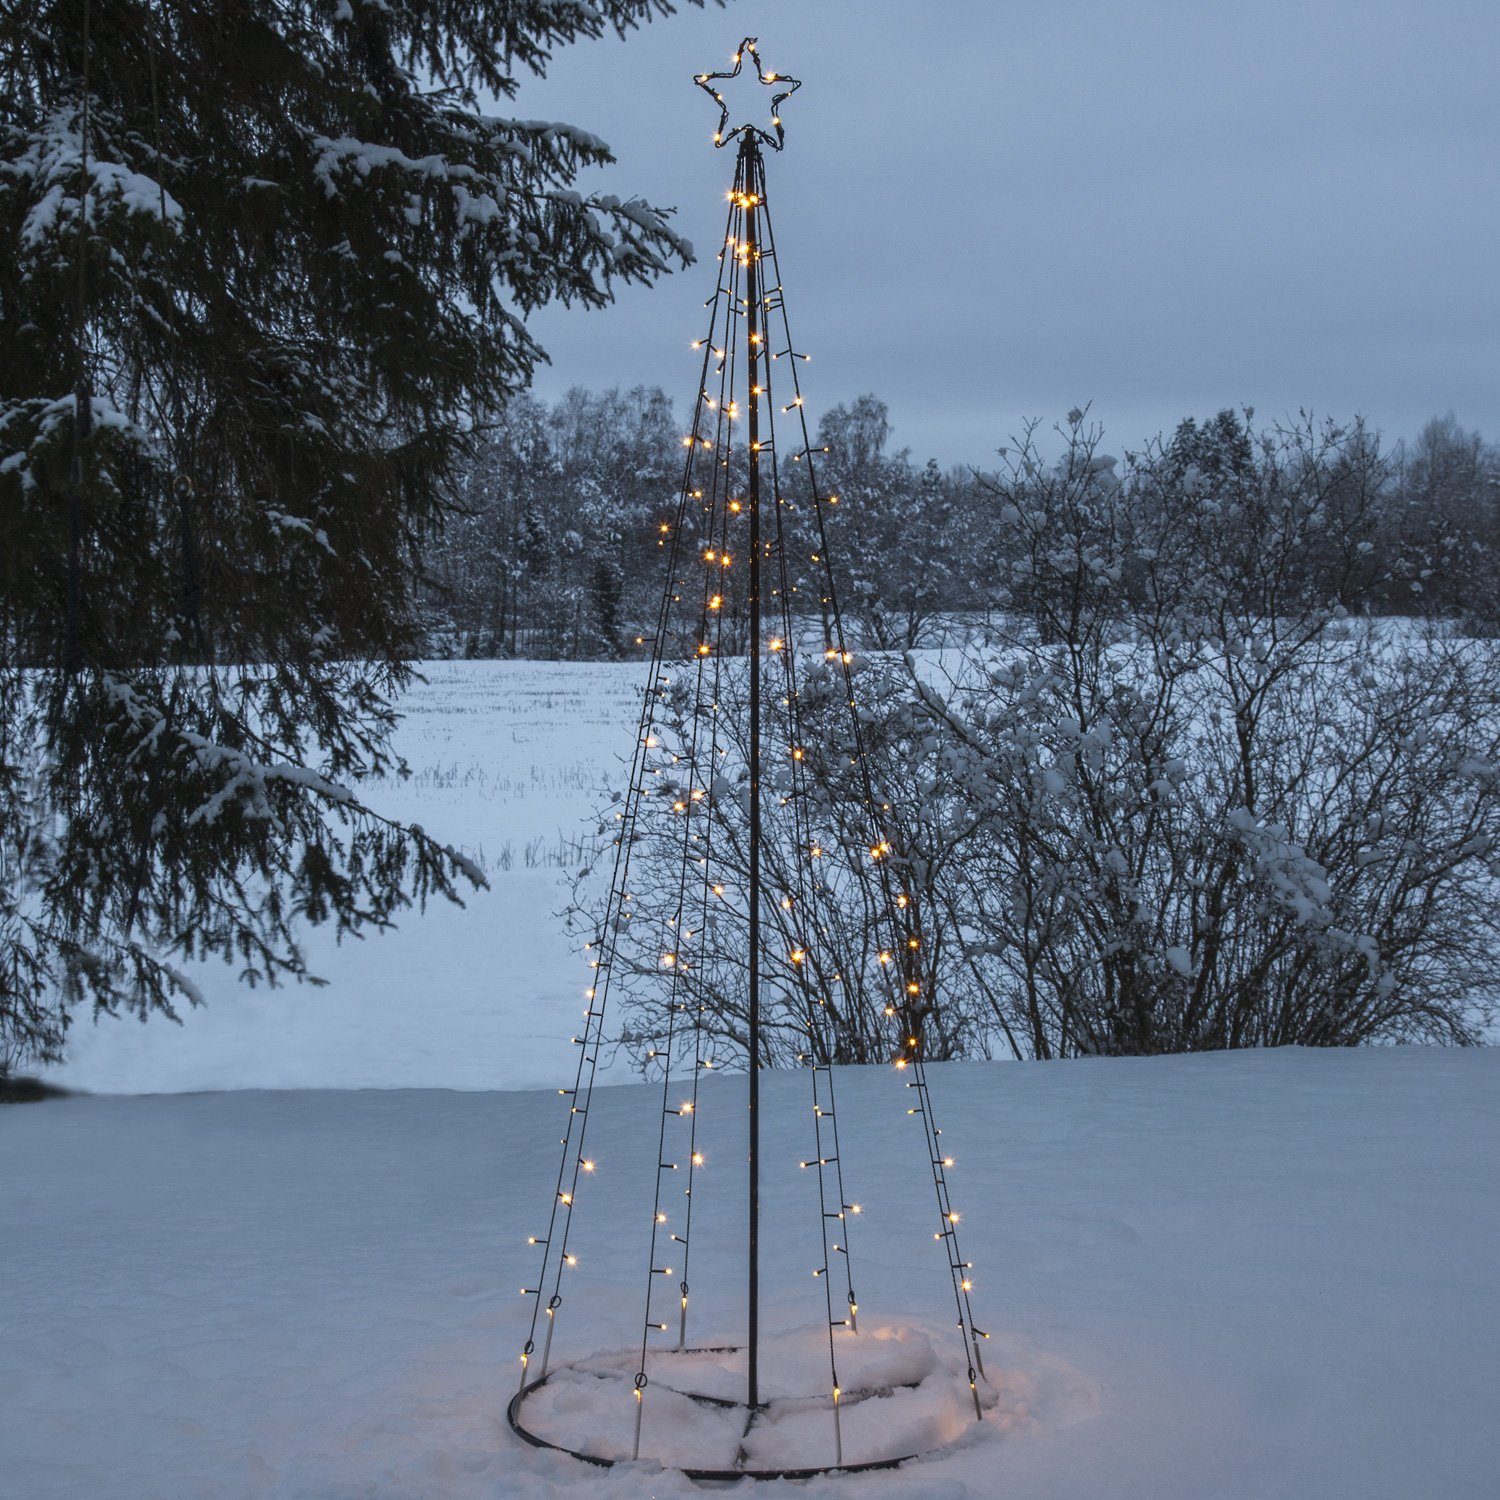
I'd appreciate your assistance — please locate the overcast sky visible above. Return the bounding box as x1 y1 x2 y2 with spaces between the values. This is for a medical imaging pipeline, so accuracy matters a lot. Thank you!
512 0 1499 467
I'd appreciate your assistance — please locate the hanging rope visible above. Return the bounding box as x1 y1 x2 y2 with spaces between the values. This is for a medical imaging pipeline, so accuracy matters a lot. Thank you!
516 172 739 1398
630 153 747 1457
740 142 858 1463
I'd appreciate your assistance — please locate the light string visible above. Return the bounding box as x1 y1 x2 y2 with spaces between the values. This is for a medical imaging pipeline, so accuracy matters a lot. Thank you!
516 196 733 1395
755 179 991 1415
667 176 745 1357
742 145 863 1453
670 248 747 1348
737 150 857 1445
629 149 748 1457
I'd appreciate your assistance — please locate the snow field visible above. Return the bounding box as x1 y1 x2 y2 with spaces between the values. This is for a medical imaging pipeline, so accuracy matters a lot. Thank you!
5 1047 1499 1497
44 661 647 1095
15 658 1500 1496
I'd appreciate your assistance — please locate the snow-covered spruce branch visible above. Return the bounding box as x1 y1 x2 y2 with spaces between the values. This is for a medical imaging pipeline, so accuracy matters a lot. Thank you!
1 1 708 1073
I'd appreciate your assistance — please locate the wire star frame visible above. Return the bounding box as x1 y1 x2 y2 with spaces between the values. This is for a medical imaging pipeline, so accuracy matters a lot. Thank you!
508 38 990 1479
695 35 801 150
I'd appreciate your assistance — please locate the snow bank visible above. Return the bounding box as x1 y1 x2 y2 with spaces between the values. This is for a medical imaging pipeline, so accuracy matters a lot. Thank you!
516 1326 1064 1471
5 1047 1498 1497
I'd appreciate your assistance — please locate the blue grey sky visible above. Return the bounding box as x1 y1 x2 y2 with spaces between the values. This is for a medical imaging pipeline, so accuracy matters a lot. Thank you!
515 0 1499 466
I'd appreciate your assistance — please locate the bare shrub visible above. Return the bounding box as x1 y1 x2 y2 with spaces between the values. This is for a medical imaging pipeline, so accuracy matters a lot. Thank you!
577 413 1500 1066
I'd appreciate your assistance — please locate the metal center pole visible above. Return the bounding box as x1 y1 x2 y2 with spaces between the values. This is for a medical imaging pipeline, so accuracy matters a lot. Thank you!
741 133 763 1414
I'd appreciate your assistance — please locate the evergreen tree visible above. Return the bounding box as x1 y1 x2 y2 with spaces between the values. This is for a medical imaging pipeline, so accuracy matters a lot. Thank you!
1391 415 1500 623
815 396 963 648
815 394 903 645
0 0 704 1070
1165 408 1257 485
423 384 684 658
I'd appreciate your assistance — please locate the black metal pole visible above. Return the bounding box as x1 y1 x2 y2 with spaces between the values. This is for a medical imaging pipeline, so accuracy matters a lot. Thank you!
742 133 763 1414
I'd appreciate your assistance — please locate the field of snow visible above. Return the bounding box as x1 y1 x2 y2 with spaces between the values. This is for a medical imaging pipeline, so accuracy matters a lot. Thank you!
44 661 648 1095
11 661 1500 1497
6 1049 1498 1497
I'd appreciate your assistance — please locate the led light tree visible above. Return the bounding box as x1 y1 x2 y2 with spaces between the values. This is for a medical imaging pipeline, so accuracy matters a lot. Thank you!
508 39 991 1479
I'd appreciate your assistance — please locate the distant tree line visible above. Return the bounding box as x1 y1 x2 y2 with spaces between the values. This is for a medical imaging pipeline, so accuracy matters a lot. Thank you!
425 396 1500 658
422 388 1001 657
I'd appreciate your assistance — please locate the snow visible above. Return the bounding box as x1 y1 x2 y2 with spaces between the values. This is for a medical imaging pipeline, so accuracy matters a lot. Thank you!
1164 945 1193 976
0 392 157 495
13 661 1500 1495
519 1328 1032 1471
45 662 645 1095
5 1049 1498 1497
8 109 182 251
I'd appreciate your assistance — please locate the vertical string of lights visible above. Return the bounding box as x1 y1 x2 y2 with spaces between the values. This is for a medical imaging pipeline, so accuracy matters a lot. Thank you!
737 152 866 1465
754 140 859 1464
667 268 750 1355
516 185 737 1397
627 140 750 1461
754 163 991 1414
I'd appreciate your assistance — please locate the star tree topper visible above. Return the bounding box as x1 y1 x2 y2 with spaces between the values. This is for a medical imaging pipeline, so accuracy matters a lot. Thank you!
695 36 801 151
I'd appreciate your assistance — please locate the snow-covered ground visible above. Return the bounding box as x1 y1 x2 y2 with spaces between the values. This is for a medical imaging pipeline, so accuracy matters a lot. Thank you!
44 661 647 1095
6 1049 1498 1497
11 661 1500 1496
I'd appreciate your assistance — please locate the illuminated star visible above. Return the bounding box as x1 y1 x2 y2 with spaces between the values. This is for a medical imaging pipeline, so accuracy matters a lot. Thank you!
693 36 801 151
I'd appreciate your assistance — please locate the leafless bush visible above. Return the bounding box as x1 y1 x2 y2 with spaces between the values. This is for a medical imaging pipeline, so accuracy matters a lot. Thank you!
577 414 1500 1066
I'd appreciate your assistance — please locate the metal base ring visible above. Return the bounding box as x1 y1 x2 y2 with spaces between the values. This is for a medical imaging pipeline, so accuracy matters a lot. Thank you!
506 1345 924 1482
